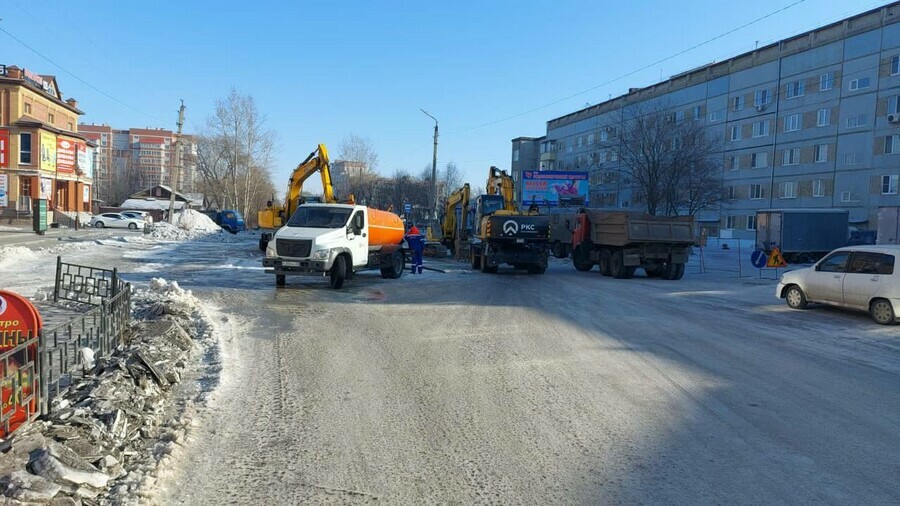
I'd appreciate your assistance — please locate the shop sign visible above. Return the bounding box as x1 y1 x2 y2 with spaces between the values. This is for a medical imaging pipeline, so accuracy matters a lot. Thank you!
40 177 53 200
0 174 7 207
57 138 76 173
0 290 42 438
0 130 8 168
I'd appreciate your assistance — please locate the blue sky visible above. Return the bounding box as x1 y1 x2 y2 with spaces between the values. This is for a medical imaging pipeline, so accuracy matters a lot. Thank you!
2 0 890 191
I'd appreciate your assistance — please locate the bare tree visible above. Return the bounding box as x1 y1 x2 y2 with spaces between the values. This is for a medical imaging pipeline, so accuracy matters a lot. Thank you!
337 134 379 170
195 88 277 224
441 162 463 196
616 103 722 216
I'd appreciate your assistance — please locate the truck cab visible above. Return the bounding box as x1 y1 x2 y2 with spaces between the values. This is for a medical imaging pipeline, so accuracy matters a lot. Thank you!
263 204 405 289
202 209 245 234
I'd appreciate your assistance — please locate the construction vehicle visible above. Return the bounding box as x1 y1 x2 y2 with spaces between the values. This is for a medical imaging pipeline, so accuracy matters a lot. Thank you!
257 144 350 251
262 203 406 289
469 167 550 274
201 209 245 234
570 209 695 280
440 183 471 255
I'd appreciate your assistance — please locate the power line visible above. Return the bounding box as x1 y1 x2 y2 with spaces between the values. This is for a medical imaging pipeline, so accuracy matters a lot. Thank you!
0 26 165 122
444 0 807 136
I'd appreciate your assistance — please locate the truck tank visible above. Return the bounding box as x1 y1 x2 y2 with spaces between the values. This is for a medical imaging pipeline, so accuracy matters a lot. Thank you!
367 208 405 248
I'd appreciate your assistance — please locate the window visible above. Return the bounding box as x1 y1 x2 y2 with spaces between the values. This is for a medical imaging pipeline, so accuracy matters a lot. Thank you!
48 113 55 124
577 136 583 148
815 144 828 162
747 215 757 231
750 184 764 199
820 72 834 91
752 120 769 137
610 150 618 162
818 252 850 273
19 133 31 164
844 152 860 165
812 179 825 197
849 77 871 91
754 89 770 107
600 131 608 142
892 55 900 76
727 185 736 199
708 111 723 122
882 175 898 195
587 133 595 145
752 152 767 168
67 122 73 131
726 215 736 229
732 96 745 111
886 135 900 155
786 80 804 99
513 148 519 162
784 114 801 132
817 108 831 126
674 110 685 123
730 125 741 141
891 96 900 115
24 103 31 115
693 106 702 120
847 114 867 128
729 155 740 171
841 190 853 202
779 181 797 199
848 253 894 275
782 148 800 166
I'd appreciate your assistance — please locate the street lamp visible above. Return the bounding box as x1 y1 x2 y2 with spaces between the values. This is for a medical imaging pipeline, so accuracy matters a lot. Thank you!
420 109 438 220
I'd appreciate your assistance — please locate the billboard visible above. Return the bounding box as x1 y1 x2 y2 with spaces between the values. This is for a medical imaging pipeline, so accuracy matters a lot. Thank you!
522 171 589 207
57 138 76 174
40 132 56 173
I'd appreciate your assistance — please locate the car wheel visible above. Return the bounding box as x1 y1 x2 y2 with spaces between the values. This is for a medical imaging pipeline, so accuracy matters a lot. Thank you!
784 285 808 309
275 274 286 287
128 222 138 230
870 299 896 325
95 221 104 228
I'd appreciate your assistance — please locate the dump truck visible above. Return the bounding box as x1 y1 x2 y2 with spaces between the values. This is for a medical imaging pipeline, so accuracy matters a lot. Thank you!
548 209 578 259
201 209 244 234
262 203 406 289
570 209 695 280
876 207 900 245
469 167 550 274
756 209 849 263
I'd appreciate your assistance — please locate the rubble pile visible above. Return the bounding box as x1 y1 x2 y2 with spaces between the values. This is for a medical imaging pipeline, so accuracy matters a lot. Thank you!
0 278 215 505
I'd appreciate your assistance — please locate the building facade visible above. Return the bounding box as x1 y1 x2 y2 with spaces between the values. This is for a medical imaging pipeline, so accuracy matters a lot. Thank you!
514 2 900 239
79 124 198 205
331 159 368 199
510 136 544 205
0 65 94 215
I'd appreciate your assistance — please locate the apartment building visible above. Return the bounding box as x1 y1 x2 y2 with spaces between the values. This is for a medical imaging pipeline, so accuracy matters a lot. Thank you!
80 124 198 204
513 2 900 239
331 160 368 199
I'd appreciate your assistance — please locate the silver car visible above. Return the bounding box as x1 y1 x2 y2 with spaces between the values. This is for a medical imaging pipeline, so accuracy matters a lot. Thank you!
89 213 145 230
776 245 900 325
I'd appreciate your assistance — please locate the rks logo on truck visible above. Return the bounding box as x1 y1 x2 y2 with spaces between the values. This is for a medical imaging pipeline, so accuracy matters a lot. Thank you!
503 220 535 235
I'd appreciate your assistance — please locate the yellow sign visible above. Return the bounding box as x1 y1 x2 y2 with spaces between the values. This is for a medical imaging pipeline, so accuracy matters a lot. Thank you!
39 131 56 173
767 247 787 268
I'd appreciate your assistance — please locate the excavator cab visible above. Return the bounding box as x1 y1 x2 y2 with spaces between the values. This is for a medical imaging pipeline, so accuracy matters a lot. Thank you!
473 194 505 238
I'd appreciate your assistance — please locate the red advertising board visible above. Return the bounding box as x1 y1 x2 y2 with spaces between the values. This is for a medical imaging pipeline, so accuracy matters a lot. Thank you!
57 138 77 173
0 129 9 168
0 290 42 437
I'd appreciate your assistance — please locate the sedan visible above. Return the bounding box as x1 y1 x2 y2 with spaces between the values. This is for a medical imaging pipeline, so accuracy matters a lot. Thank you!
776 245 900 325
89 213 145 230
121 211 154 223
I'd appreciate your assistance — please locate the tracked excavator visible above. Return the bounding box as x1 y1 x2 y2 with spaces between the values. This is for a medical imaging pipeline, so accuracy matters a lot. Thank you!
469 167 550 274
440 183 471 257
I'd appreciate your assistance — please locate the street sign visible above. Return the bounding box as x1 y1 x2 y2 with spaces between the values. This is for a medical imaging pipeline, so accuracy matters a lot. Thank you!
767 247 788 268
403 203 411 213
751 250 767 269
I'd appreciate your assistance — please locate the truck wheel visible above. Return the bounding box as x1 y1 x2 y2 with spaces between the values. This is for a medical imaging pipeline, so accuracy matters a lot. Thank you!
527 265 546 275
470 250 481 270
645 266 662 278
481 254 498 274
329 255 347 289
573 245 593 272
662 262 685 280
275 274 286 287
552 242 568 259
598 250 612 276
610 251 629 279
380 250 405 279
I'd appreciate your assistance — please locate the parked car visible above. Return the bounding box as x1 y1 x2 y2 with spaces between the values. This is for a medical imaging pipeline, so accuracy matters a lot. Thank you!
776 245 900 325
89 213 145 230
120 210 154 223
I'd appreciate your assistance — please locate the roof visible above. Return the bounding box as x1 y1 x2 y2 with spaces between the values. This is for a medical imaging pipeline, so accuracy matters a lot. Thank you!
758 208 849 214
13 118 95 143
119 198 186 211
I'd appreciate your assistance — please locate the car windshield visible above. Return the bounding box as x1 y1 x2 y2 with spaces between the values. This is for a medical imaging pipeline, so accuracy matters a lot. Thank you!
286 207 352 229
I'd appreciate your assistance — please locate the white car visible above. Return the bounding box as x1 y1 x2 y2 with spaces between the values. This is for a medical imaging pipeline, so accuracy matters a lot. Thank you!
120 210 154 224
89 213 145 230
776 245 900 325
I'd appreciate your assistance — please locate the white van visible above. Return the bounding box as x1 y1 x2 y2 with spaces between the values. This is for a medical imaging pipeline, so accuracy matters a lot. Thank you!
776 245 900 324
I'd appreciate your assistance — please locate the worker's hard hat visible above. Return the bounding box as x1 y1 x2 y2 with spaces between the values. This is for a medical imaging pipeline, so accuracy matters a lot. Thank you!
409 226 420 235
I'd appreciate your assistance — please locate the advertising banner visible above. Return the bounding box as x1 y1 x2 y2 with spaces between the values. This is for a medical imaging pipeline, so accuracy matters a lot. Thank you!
0 174 7 207
83 185 90 204
56 138 76 174
78 143 92 178
0 129 8 168
40 177 53 201
39 132 56 173
522 171 589 207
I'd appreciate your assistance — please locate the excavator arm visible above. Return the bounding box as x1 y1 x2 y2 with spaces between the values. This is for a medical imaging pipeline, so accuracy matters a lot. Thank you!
486 166 518 213
441 184 470 244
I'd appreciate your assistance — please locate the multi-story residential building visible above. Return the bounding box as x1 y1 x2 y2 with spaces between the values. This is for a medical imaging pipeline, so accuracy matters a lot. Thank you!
80 124 198 204
331 159 368 198
510 136 544 205
513 2 900 239
0 65 95 215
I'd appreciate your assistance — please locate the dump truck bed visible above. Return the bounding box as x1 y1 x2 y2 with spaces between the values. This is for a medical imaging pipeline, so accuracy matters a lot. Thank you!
584 210 695 247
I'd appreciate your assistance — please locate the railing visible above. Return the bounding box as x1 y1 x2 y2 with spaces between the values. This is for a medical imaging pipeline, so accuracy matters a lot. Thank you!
1 258 132 438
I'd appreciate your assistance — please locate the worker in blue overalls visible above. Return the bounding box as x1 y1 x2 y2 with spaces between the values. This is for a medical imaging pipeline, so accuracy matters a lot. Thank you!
406 225 425 274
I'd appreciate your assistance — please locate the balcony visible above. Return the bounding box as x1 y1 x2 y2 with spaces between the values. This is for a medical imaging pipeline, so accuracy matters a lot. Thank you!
540 151 557 162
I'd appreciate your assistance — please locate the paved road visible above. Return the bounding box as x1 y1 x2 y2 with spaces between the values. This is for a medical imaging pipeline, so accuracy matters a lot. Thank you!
151 251 899 504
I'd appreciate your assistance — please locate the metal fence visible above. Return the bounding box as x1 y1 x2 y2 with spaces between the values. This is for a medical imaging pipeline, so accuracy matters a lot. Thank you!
1 257 131 438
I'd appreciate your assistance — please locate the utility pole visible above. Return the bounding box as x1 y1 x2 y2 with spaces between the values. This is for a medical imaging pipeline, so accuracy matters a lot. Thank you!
167 100 186 223
421 109 438 220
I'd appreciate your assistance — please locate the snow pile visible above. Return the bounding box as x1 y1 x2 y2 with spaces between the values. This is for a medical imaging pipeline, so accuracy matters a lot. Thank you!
0 245 40 270
148 210 223 241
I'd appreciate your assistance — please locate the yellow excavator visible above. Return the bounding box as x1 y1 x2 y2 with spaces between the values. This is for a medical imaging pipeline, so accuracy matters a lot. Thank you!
440 183 470 256
258 143 353 251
